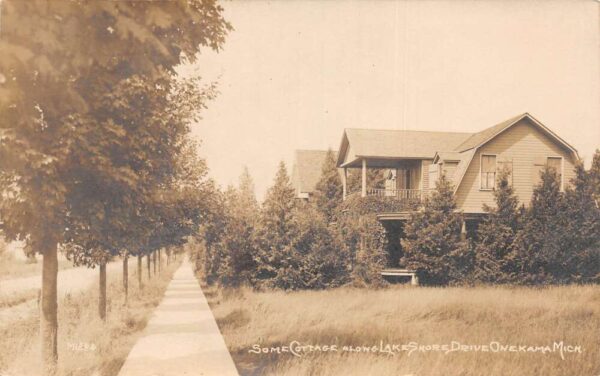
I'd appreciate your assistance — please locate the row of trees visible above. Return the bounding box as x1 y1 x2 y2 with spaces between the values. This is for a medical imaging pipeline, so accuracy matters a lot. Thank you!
196 150 406 289
0 1 230 374
197 152 350 289
403 153 600 285
198 149 600 289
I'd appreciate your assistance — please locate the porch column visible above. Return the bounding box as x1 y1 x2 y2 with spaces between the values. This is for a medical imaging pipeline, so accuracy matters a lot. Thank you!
361 158 367 197
342 167 347 200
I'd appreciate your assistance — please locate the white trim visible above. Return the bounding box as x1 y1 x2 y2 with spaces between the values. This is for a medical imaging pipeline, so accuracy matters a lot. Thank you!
546 155 564 192
479 153 497 191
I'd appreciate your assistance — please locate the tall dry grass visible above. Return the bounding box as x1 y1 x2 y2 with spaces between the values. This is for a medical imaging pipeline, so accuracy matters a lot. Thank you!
2 257 181 376
206 284 600 376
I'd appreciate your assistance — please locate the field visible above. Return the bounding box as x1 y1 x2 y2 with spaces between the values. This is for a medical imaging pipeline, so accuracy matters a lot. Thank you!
205 284 600 376
1 257 180 376
0 250 71 281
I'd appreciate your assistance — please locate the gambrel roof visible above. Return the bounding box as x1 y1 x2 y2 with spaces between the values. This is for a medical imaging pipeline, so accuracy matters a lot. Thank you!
450 113 579 192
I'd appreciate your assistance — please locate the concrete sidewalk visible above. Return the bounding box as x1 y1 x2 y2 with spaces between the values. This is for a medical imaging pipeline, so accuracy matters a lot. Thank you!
118 259 239 376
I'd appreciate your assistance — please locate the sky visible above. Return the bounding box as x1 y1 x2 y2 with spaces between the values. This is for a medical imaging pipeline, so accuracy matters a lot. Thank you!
181 0 600 201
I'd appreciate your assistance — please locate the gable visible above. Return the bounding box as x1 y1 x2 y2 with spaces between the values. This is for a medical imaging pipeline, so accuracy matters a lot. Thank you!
454 119 578 212
455 113 578 158
452 114 579 193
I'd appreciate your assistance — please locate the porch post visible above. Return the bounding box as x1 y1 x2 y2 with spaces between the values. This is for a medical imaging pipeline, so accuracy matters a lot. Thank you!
342 167 347 200
361 158 367 197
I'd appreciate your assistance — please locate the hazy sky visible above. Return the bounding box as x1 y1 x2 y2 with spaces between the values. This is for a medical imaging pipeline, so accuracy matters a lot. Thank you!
183 0 599 200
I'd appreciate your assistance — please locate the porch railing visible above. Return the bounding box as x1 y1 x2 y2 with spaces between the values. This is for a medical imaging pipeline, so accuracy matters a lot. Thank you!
366 188 423 200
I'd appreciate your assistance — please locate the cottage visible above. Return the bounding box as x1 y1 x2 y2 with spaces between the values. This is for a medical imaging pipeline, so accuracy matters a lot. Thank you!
335 113 580 281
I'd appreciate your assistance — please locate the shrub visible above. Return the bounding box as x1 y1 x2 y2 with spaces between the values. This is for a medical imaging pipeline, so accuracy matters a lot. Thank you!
401 174 470 285
473 168 523 284
266 205 350 290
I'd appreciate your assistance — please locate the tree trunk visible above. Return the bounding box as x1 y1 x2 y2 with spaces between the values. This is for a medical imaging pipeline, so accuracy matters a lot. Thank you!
122 256 128 304
137 255 143 289
99 263 106 321
153 251 157 275
158 249 161 273
147 254 151 279
41 242 58 376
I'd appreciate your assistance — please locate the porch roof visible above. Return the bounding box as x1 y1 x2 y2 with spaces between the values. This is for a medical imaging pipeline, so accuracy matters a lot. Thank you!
337 128 473 168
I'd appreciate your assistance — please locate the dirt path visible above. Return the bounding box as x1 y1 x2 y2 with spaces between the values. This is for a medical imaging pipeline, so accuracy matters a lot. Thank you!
117 259 239 376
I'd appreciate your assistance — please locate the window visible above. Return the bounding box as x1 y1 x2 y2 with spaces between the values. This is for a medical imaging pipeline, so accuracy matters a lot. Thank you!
497 159 513 186
480 154 496 190
547 156 563 189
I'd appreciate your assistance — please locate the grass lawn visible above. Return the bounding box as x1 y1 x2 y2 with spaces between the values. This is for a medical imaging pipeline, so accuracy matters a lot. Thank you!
1 257 180 376
0 254 72 281
205 284 600 376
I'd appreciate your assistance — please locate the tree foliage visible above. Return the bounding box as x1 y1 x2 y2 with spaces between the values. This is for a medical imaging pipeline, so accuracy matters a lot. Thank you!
401 174 470 285
513 167 572 283
312 149 343 223
0 1 230 372
213 167 259 286
252 162 297 286
0 0 230 254
473 168 523 283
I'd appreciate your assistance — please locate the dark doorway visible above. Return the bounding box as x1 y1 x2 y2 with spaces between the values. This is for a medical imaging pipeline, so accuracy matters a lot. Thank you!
380 220 405 267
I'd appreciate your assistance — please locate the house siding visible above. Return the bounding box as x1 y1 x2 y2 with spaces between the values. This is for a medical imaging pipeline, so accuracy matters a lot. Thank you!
442 161 458 181
455 119 577 213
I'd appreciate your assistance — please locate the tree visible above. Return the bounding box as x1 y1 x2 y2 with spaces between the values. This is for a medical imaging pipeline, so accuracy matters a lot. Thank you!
273 205 350 290
0 2 230 373
559 157 600 282
312 149 343 223
252 162 296 287
215 167 259 286
347 168 386 193
195 182 228 284
473 168 523 283
514 167 571 283
401 174 470 285
589 150 600 206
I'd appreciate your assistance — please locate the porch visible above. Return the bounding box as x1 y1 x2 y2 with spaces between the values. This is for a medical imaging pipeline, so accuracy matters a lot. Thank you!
340 157 428 202
376 213 486 284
